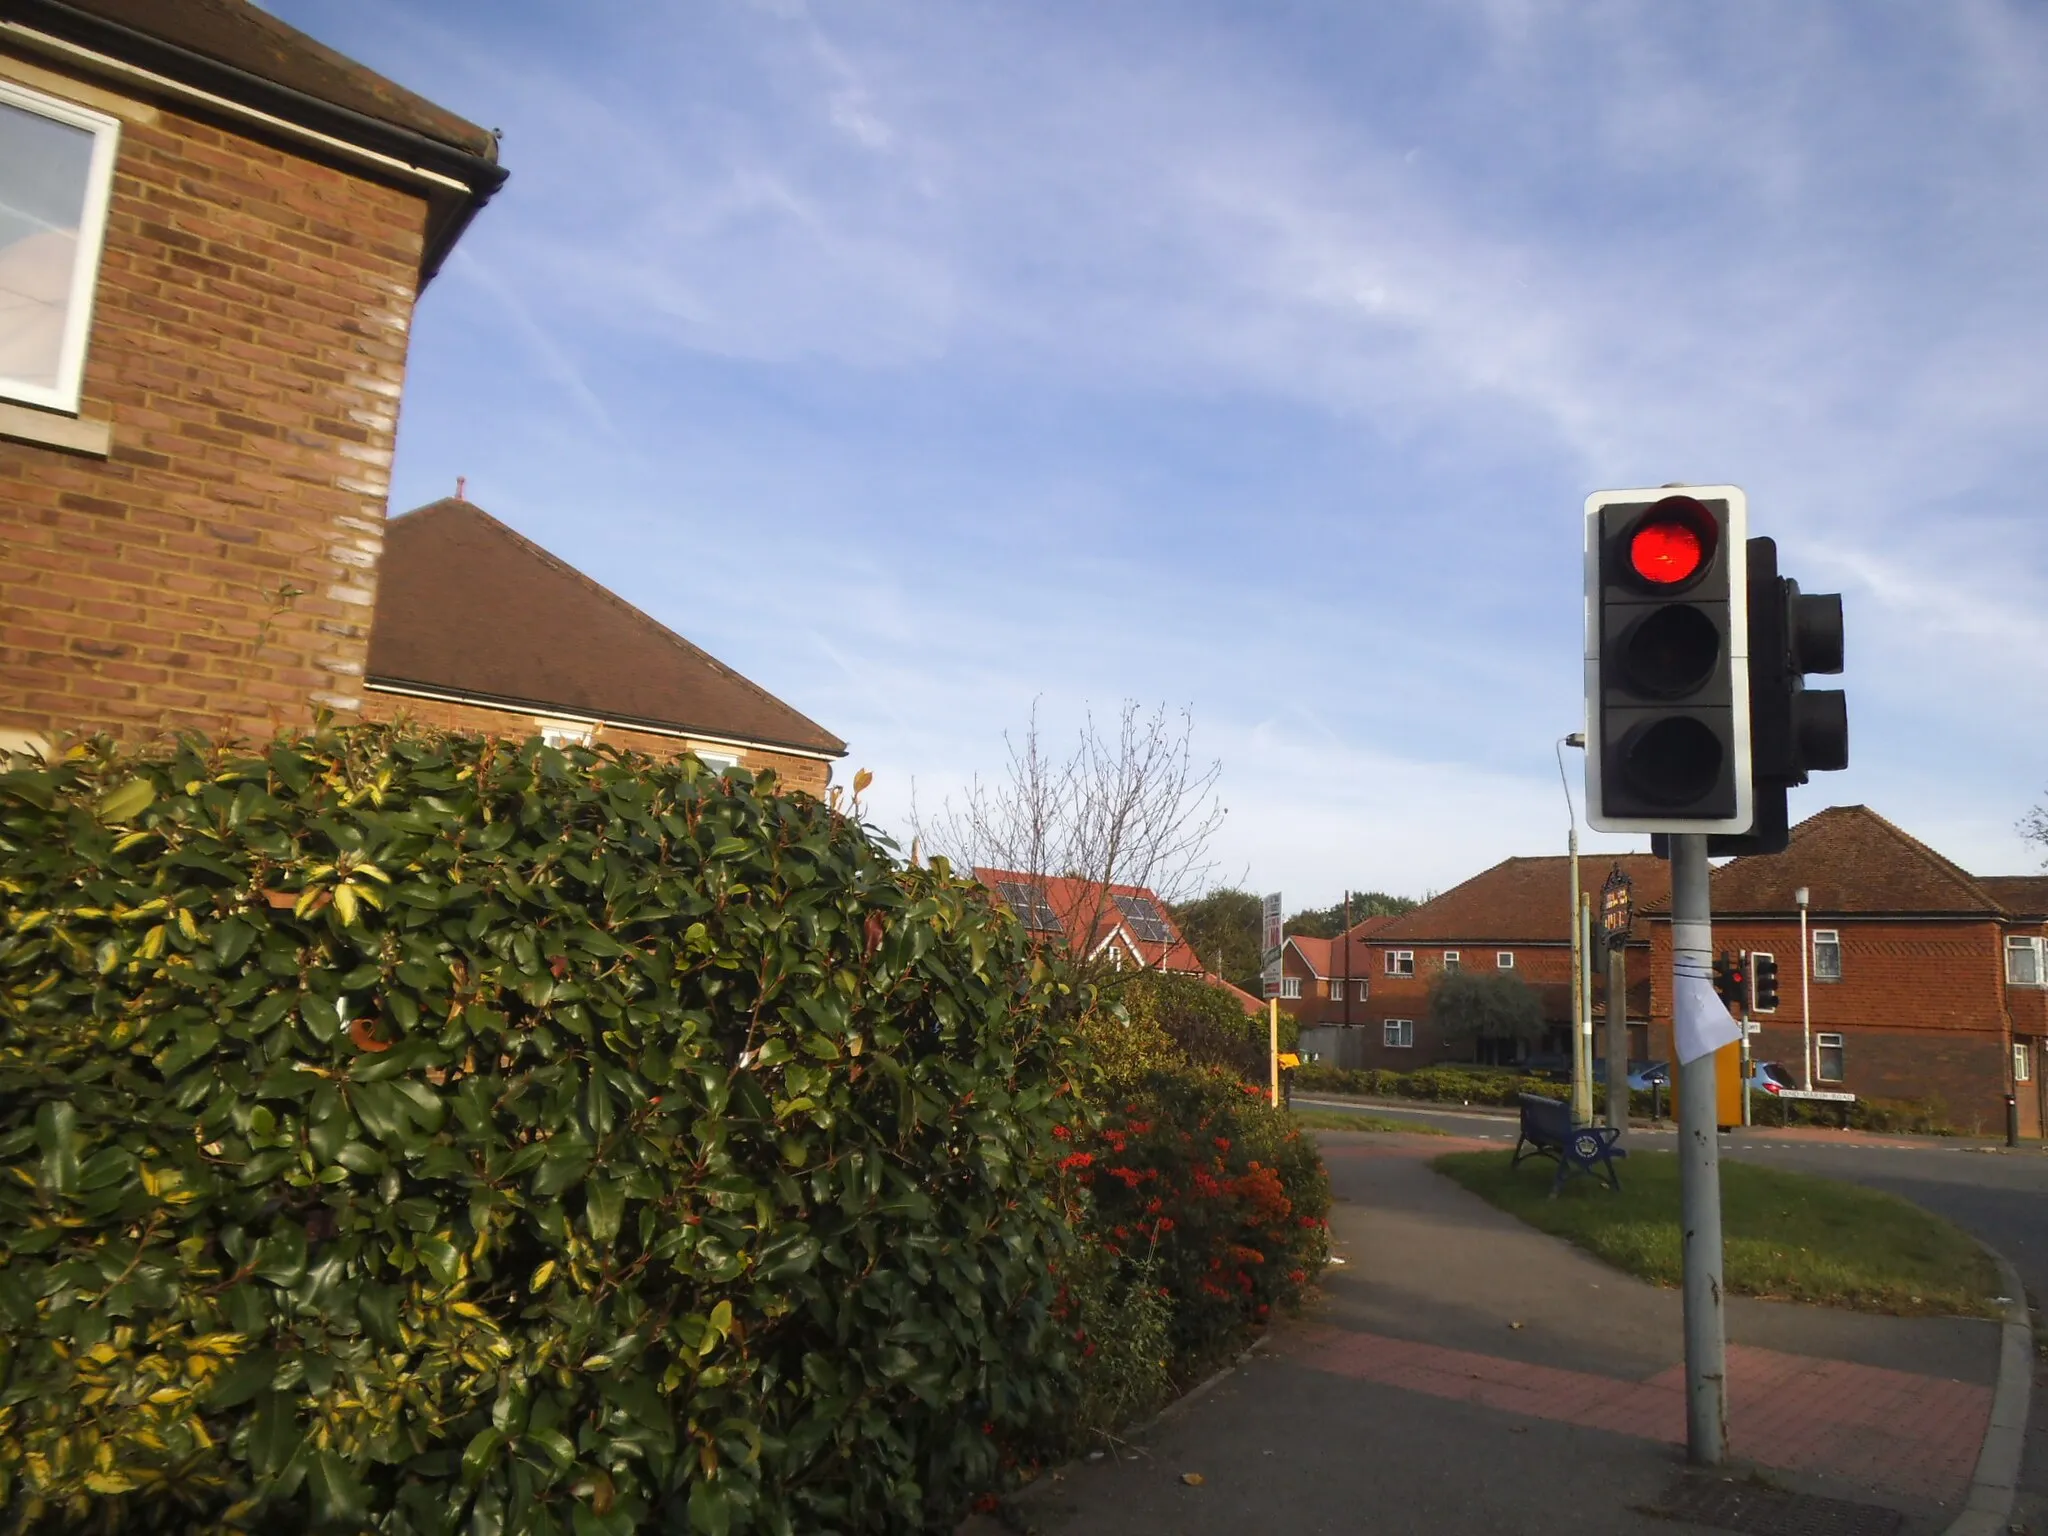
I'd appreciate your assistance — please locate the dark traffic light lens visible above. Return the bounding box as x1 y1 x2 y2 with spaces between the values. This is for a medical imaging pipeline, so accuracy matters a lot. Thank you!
1621 717 1722 806
1622 605 1720 697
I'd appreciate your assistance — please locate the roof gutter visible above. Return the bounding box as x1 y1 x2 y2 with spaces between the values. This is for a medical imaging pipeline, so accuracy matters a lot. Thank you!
1 0 506 284
363 679 847 763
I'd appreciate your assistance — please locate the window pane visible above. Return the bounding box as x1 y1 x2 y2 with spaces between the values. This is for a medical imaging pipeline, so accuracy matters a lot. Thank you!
0 99 95 393
1816 1034 1844 1082
2015 1043 2032 1083
1813 933 1842 981
2007 938 2041 987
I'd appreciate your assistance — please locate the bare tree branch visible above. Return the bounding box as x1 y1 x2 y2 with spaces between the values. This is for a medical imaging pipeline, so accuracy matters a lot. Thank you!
915 700 1227 971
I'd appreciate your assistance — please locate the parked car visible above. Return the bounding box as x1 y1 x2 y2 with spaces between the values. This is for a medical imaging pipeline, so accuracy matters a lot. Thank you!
1592 1059 1671 1092
1747 1060 1800 1096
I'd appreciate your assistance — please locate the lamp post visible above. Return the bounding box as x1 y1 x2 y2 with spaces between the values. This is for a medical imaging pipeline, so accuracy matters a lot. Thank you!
1557 732 1589 1122
1796 885 1811 1091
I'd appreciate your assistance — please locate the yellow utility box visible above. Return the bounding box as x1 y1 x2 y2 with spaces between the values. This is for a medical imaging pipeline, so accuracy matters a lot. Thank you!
1673 1043 1746 1131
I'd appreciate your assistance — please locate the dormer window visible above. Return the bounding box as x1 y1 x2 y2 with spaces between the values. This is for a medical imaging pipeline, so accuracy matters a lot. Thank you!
0 81 120 415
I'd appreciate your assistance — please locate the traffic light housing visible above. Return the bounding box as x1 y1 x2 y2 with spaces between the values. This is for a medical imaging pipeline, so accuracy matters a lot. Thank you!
1712 951 1748 1012
1584 487 1751 833
1692 537 1848 856
1751 952 1779 1013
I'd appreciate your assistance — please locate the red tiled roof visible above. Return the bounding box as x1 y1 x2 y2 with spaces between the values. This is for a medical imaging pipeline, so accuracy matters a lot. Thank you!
1365 855 1671 945
1678 806 2001 917
1978 876 2048 918
1285 935 1331 977
971 869 1206 973
366 500 845 757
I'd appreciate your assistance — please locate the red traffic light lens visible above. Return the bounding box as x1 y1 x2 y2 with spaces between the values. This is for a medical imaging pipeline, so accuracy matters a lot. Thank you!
1630 520 1704 584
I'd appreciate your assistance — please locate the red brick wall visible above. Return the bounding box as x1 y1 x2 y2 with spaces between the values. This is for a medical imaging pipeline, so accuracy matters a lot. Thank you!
357 690 835 795
1644 915 2026 1129
1289 938 1653 1071
1 54 429 747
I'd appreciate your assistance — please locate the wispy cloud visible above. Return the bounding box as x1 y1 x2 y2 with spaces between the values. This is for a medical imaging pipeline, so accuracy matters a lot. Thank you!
284 0 2048 895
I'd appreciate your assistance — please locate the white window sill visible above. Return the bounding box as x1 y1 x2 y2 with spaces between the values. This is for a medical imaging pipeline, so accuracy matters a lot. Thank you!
0 400 112 458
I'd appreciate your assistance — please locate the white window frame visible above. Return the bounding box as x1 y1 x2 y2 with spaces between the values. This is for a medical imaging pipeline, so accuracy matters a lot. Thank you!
0 80 121 415
1812 929 1842 982
1750 951 1776 1012
2016 1041 2033 1084
1496 951 1514 970
1815 1031 1845 1083
1328 978 1343 1000
691 747 741 771
1383 1018 1414 1049
2005 936 2043 987
1356 979 1370 1001
1280 976 1302 1000
537 721 592 749
1442 950 1460 971
1385 950 1414 977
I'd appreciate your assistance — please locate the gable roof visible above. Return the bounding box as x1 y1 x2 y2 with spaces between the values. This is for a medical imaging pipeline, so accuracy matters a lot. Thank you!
366 499 846 758
1284 935 1331 978
1699 806 2002 917
1365 854 1671 945
971 869 1205 973
12 0 505 280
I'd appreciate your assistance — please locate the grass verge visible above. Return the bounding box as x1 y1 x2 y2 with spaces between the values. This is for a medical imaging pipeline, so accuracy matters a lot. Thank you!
1434 1148 2001 1318
1292 1109 1450 1135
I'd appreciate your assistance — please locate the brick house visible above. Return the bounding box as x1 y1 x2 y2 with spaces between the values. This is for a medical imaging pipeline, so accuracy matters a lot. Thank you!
1641 806 2047 1137
1264 917 1391 1020
357 496 845 792
973 867 1261 1017
1295 855 1670 1071
1 0 504 755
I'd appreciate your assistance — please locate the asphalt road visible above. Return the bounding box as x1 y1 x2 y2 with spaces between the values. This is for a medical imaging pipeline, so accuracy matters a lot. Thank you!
1294 1093 2048 1532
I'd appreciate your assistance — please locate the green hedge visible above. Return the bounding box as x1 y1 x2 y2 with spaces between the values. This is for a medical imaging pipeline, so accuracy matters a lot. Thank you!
0 730 1080 1534
1294 1063 1567 1106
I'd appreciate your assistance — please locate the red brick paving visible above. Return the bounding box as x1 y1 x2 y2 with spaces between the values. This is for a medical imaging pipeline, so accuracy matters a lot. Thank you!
1275 1324 1988 1505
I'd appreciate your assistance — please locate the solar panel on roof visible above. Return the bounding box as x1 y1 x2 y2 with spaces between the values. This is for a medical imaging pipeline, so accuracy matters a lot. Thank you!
1113 894 1173 944
995 880 1063 935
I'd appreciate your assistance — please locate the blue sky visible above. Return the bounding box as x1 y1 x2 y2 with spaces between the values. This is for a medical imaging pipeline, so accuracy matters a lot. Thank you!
277 0 2048 904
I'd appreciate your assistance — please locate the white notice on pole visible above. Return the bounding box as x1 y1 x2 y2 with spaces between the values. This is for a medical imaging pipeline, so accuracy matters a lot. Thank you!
1674 957 1742 1065
1261 892 1283 965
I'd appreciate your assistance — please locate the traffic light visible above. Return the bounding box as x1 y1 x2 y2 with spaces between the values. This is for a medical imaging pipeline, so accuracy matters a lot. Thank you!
1704 537 1848 855
1584 487 1751 833
1751 952 1779 1013
1712 951 1749 1012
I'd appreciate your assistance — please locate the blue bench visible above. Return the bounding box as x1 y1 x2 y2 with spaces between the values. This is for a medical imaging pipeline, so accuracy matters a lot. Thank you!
1511 1093 1626 1197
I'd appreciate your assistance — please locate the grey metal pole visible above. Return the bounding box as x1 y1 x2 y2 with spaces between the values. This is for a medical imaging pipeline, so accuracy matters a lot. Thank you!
1577 895 1596 1122
1605 935 1627 1132
1671 832 1726 1465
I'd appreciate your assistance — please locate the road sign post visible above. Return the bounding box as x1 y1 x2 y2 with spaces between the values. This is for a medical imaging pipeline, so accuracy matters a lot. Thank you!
1262 892 1283 1108
1601 864 1634 1132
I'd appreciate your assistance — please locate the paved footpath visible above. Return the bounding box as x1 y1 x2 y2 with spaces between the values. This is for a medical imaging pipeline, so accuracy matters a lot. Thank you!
996 1129 2007 1536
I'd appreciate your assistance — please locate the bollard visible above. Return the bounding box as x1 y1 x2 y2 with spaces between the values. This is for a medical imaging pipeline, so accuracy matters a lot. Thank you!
2008 1094 2019 1148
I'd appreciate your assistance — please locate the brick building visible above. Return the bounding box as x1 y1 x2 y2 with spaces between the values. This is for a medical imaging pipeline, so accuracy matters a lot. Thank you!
1292 855 1670 1071
358 496 844 792
1 0 503 754
1641 806 2046 1137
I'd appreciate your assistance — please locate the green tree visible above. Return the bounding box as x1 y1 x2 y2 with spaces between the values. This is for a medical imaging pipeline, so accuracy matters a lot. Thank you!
1427 970 1545 1056
1169 887 1263 993
1283 889 1417 939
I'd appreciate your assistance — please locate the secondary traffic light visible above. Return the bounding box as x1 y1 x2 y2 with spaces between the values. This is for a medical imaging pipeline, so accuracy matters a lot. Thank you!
1712 537 1847 855
1751 952 1779 1013
1712 951 1748 1012
1585 487 1751 833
